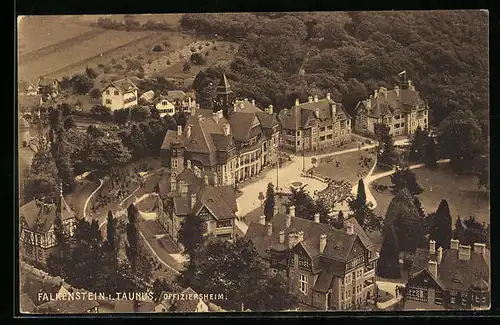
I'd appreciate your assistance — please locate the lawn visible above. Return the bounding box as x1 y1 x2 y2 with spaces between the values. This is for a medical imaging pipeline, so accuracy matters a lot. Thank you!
314 149 376 186
376 289 395 303
371 164 490 225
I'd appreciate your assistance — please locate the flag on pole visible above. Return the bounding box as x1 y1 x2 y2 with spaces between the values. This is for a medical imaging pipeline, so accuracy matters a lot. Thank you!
398 70 406 76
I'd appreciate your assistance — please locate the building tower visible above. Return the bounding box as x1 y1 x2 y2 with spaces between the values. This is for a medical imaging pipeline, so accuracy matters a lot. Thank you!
170 137 185 175
214 74 235 118
470 278 490 310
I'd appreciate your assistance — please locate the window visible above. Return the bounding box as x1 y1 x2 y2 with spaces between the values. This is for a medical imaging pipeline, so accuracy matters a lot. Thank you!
475 296 480 303
172 160 178 168
297 141 301 147
299 274 308 295
105 99 112 105
319 136 325 141
461 297 467 306
217 220 232 228
401 122 405 127
106 90 110 95
326 134 333 140
296 131 301 136
395 123 400 128
435 290 443 305
450 296 456 304
482 297 487 303
341 292 344 301
114 90 119 95
320 127 326 132
328 125 333 130
345 274 352 284
424 119 427 124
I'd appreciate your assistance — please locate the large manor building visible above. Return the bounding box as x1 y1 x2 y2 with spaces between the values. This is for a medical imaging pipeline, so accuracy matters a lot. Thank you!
277 94 352 152
160 75 280 187
354 80 429 136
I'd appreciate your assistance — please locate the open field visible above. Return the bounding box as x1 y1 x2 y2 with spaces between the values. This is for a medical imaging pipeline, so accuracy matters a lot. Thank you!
371 165 490 224
314 149 376 185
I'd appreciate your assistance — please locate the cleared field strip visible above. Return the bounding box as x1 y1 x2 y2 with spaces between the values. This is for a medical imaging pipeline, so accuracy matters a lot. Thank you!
18 29 106 64
19 30 156 83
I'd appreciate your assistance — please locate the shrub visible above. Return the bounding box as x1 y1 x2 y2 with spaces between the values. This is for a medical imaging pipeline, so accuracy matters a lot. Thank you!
190 47 196 52
198 45 203 50
190 52 206 65
166 60 171 65
183 62 191 72
213 46 217 50
229 44 235 50
163 41 170 47
152 44 164 52
205 51 209 56
205 42 210 46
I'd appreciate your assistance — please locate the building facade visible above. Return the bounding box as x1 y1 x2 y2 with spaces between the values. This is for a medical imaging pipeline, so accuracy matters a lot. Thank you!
245 210 378 310
101 78 138 110
154 160 239 243
19 193 77 267
354 80 429 137
278 94 352 153
160 75 280 187
404 239 490 310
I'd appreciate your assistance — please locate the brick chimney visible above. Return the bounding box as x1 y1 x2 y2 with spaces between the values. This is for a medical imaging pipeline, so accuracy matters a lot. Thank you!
314 213 320 223
308 96 313 103
212 112 219 124
186 125 192 138
268 104 273 114
266 222 273 236
437 247 443 265
331 103 336 118
177 125 182 136
278 230 285 244
474 242 486 257
186 160 192 169
289 205 296 218
408 80 414 91
297 230 304 243
394 85 400 97
239 101 245 109
259 215 266 225
320 234 327 254
251 99 255 106
285 214 291 228
428 260 438 278
190 193 197 209
450 239 459 250
458 244 471 261
374 89 378 98
326 93 331 100
204 174 209 186
223 124 231 136
288 232 298 249
429 240 436 255
314 95 319 103
295 98 300 106
346 221 354 235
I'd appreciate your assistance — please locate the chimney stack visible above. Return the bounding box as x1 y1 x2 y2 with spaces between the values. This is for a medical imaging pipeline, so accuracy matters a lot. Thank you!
177 125 182 136
186 125 192 138
259 215 266 225
288 232 298 249
346 221 354 235
278 230 285 244
190 193 197 209
326 93 331 100
188 96 192 108
204 174 209 186
295 98 300 106
191 104 198 116
251 99 255 106
374 89 378 98
289 205 295 218
320 234 327 254
315 108 319 118
239 101 245 109
314 213 320 223
223 124 231 136
285 214 291 228
437 247 443 265
428 260 438 278
331 103 337 118
268 105 273 114
266 222 273 236
450 239 459 250
187 160 192 169
213 112 219 124
314 95 319 103
213 173 218 186
394 85 400 97
297 230 304 243
458 244 471 261
408 80 414 91
308 96 313 103
474 243 486 257
429 240 436 255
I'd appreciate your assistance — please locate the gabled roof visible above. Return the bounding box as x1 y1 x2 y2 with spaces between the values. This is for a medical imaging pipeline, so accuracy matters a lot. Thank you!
20 196 76 233
228 111 260 142
139 90 155 102
103 78 138 94
160 130 184 150
192 186 238 220
361 87 426 118
216 74 232 94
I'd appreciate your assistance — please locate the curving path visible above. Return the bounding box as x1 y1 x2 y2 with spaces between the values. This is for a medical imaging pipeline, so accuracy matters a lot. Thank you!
82 178 103 220
351 159 451 210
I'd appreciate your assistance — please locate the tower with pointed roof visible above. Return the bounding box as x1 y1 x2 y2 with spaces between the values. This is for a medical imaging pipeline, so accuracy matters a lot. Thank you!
214 74 235 118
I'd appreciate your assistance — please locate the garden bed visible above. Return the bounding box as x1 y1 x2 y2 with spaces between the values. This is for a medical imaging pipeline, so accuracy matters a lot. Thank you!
314 150 376 185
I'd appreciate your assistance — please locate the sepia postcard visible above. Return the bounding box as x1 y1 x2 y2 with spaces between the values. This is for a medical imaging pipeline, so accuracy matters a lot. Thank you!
17 11 490 314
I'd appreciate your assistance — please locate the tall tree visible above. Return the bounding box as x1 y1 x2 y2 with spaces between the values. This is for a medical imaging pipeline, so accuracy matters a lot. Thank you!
263 183 276 221
352 179 367 226
178 214 207 257
456 216 489 247
390 168 423 196
374 123 396 170
429 199 452 249
126 204 139 271
376 225 401 279
408 126 427 163
424 136 438 168
453 216 464 240
23 150 60 202
474 153 489 190
106 210 115 250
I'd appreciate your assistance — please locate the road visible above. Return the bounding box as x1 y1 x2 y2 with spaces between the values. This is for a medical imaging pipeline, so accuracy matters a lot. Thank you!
82 178 103 220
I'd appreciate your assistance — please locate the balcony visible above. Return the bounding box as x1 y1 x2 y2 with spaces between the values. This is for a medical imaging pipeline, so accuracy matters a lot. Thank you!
364 268 375 280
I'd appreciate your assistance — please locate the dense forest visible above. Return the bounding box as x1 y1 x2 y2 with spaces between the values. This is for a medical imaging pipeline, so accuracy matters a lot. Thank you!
181 11 488 134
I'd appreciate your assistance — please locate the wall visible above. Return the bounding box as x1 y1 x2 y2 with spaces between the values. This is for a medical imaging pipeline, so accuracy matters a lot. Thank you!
102 86 124 110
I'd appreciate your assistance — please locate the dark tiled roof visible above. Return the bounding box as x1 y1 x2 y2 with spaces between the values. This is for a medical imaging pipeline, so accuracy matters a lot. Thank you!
471 279 489 292
166 90 187 102
20 197 76 233
410 247 489 292
20 294 36 313
177 168 204 194
173 197 192 216
160 130 184 150
104 78 138 94
193 186 238 220
37 298 99 313
228 111 259 142
313 270 334 293
256 111 279 129
245 214 373 262
363 87 426 118
216 74 232 94
139 90 155 102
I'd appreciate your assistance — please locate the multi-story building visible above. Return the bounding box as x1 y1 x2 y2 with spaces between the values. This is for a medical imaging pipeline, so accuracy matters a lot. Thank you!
404 239 490 311
278 94 352 152
101 78 138 110
160 75 280 187
245 209 378 310
154 91 197 117
354 80 429 137
154 157 239 243
19 190 77 267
